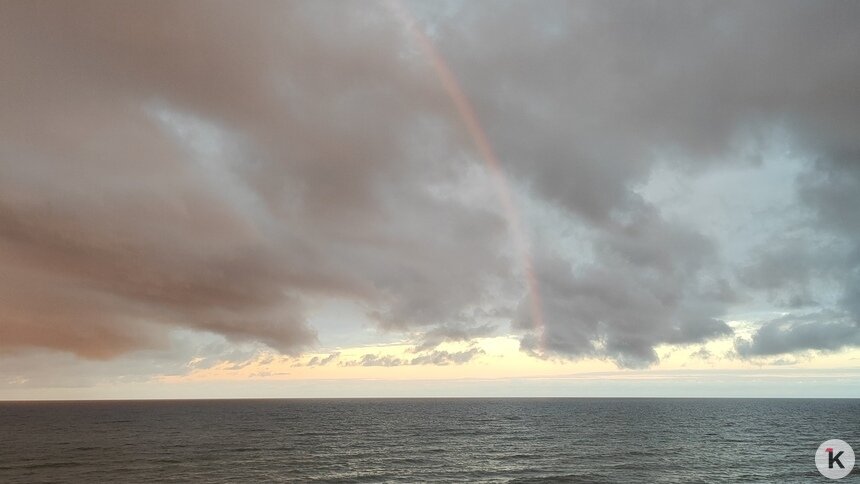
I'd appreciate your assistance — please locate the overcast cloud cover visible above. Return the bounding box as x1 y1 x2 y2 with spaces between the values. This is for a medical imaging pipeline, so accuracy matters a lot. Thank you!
2 0 860 382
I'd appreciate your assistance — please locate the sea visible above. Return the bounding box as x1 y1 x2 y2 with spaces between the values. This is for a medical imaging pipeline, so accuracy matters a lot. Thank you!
1 398 858 483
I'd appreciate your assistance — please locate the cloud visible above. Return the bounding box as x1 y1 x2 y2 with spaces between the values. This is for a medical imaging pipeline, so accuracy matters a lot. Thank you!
0 330 263 389
689 347 713 361
341 348 483 367
737 146 860 355
518 205 734 368
735 312 860 358
1 0 860 372
411 324 497 352
0 1 509 358
304 352 340 367
342 354 406 368
438 0 860 365
408 348 484 366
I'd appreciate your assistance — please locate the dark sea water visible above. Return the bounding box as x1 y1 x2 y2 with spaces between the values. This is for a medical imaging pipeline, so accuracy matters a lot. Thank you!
1 398 858 483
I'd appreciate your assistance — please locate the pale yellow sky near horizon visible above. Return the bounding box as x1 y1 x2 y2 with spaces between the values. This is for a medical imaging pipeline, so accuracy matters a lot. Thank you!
5 331 859 400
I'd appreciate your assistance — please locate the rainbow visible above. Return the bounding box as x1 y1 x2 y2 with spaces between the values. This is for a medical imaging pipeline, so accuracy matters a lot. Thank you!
387 1 546 348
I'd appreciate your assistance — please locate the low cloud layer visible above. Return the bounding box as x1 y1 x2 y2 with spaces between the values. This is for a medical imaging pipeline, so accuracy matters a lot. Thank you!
340 348 483 367
2 1 860 371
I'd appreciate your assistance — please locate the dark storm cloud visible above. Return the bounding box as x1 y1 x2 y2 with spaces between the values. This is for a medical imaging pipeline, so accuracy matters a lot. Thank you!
2 0 860 368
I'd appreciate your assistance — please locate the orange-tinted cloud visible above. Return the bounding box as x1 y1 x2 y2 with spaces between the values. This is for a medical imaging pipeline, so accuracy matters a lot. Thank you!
0 1 508 358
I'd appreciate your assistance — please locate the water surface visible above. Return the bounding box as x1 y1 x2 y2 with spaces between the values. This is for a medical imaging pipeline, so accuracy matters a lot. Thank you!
1 398 857 482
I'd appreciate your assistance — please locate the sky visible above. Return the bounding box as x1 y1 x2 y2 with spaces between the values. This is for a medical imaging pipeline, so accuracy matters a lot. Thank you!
2 0 860 399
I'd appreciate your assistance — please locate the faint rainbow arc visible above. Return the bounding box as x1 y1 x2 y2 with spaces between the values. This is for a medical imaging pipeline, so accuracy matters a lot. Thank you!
387 1 546 347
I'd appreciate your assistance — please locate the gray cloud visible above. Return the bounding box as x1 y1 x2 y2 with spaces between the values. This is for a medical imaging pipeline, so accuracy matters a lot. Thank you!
438 0 860 365
518 205 734 368
411 324 497 352
408 348 484 366
735 312 860 358
342 354 406 368
341 348 483 367
304 352 340 367
737 149 860 355
799 159 860 321
689 347 713 361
